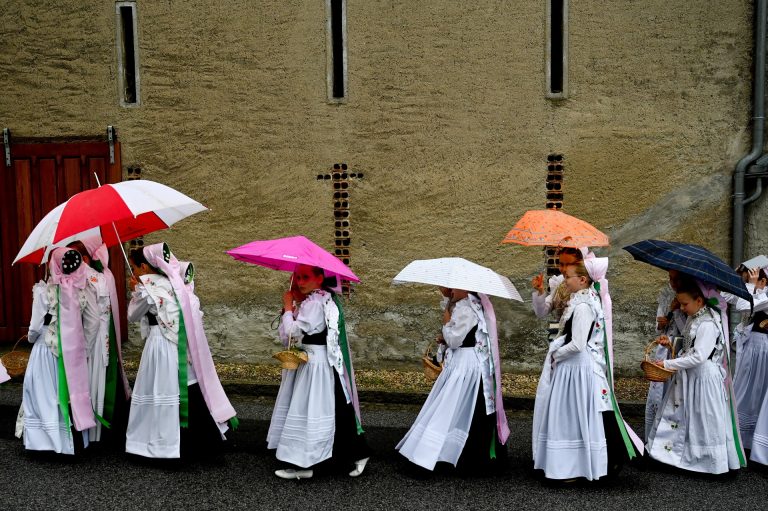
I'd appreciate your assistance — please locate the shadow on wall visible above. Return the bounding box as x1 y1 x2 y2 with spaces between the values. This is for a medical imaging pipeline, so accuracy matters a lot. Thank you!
607 172 729 255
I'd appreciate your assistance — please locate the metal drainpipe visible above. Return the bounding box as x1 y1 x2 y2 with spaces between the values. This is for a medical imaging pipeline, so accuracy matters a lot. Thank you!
733 0 767 268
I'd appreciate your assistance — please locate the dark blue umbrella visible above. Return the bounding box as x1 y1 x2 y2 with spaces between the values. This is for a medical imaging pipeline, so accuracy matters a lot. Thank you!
623 240 751 301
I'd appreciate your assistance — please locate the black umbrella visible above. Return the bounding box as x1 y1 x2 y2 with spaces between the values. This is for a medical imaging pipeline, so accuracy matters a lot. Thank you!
623 239 751 302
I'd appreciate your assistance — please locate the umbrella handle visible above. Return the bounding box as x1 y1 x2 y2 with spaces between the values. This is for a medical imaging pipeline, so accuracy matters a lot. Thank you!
93 172 136 281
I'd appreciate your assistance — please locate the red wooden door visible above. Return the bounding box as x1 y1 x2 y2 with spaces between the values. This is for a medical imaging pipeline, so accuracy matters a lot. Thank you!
0 140 126 343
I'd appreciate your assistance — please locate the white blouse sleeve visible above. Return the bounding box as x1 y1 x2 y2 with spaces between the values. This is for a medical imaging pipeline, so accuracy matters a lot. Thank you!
722 285 768 313
664 321 718 370
28 282 49 344
531 291 553 319
442 300 479 349
553 303 594 362
127 290 153 323
280 297 326 346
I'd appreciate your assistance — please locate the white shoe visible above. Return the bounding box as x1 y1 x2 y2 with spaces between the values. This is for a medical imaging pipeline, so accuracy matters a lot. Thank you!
275 468 313 480
349 457 369 477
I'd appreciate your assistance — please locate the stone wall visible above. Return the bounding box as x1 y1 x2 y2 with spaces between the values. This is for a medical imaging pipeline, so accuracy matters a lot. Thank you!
0 1 759 373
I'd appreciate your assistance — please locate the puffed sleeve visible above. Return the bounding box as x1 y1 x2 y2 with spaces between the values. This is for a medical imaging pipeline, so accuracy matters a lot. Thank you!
722 284 768 313
127 289 153 323
442 300 479 349
553 303 594 362
28 282 49 344
280 297 326 347
664 321 718 370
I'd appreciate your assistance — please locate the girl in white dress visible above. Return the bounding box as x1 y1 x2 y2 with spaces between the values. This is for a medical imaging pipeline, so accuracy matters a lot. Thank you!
728 267 768 463
21 248 97 454
532 258 640 481
267 264 370 479
645 271 687 439
126 243 236 459
396 287 509 472
646 280 744 474
531 247 591 321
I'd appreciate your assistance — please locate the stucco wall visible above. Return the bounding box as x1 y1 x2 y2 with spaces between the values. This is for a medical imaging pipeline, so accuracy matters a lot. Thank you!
0 1 758 374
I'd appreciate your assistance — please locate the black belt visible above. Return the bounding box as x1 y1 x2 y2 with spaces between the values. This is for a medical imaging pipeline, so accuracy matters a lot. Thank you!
146 314 158 326
303 328 327 345
753 311 768 335
460 325 479 348
43 313 52 326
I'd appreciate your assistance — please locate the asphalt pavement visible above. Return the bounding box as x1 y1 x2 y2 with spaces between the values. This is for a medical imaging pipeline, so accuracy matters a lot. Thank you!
1 384 767 510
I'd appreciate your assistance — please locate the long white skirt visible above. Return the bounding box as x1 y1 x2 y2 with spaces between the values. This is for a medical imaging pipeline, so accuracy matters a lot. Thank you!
396 347 483 471
267 345 336 468
87 316 110 442
734 331 768 450
126 325 181 458
22 341 74 454
533 348 608 480
645 345 671 440
647 361 741 474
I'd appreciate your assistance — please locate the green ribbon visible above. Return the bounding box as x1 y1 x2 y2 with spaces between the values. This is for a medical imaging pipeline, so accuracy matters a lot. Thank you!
90 260 104 273
719 318 747 467
729 383 747 467
332 294 364 434
489 428 497 460
176 298 189 428
56 287 72 434
593 284 636 460
101 314 119 424
229 416 240 430
602 330 637 460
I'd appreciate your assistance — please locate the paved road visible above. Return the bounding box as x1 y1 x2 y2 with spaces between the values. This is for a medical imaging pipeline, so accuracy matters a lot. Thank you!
1 385 767 510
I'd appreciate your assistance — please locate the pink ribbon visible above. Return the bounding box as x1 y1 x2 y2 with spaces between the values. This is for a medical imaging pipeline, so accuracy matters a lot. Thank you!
0 360 9 384
144 243 236 424
478 293 510 444
50 247 96 431
91 243 131 399
584 257 645 454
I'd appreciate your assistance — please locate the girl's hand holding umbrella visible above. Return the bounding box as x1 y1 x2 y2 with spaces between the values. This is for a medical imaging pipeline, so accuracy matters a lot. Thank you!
531 273 545 295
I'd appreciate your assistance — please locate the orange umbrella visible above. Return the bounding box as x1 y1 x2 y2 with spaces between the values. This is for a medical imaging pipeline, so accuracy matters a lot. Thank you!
501 209 609 247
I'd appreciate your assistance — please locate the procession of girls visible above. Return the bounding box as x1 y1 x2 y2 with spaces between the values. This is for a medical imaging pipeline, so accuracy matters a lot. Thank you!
10 239 768 482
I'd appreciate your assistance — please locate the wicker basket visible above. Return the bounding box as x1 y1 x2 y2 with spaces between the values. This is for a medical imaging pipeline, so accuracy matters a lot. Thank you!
1 336 30 379
421 340 443 381
273 349 308 370
640 339 676 382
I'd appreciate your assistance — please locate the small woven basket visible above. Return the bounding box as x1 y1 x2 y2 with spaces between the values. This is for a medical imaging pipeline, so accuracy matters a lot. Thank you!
421 340 443 381
640 339 676 382
1 336 30 379
273 349 308 370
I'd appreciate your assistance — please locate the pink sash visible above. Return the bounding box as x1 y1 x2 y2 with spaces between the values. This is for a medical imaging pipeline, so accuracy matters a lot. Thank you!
478 293 510 444
50 247 96 431
144 243 236 424
91 243 131 399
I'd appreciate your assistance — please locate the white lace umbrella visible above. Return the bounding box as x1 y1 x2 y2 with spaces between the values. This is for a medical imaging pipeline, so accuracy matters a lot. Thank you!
392 257 523 301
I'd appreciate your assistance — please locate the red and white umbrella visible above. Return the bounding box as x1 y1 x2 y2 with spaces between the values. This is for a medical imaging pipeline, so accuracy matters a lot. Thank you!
14 180 208 264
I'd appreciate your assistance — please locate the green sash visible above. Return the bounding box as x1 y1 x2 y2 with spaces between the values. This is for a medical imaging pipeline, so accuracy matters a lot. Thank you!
102 314 119 424
594 283 636 460
332 294 364 434
176 298 189 428
56 288 72 433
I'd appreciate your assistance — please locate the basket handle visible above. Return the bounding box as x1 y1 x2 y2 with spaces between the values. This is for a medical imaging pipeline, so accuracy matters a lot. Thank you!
644 337 676 361
11 335 28 352
423 339 435 357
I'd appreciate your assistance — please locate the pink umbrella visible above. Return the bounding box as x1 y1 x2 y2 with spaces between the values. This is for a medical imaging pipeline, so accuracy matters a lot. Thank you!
226 235 360 282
